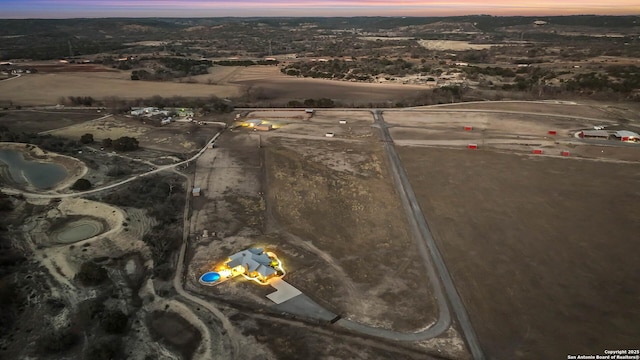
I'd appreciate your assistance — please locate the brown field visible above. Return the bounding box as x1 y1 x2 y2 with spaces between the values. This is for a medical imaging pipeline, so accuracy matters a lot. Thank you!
186 113 440 334
426 101 640 123
2 65 433 106
227 66 431 104
0 72 242 105
29 64 120 73
48 115 218 153
398 146 640 359
0 109 102 133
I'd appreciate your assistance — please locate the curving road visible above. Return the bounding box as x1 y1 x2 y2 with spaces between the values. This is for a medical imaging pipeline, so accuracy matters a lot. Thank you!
1 131 225 199
370 110 485 359
170 168 241 360
9 101 629 358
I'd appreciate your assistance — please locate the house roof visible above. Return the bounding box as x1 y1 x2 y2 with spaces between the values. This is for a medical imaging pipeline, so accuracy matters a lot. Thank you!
228 248 275 277
614 130 640 138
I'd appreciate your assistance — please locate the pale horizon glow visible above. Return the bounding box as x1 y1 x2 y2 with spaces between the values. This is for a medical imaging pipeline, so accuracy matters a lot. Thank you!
1 0 638 18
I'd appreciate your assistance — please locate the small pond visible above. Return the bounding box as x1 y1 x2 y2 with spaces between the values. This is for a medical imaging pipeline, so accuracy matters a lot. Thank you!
53 219 104 243
0 149 68 189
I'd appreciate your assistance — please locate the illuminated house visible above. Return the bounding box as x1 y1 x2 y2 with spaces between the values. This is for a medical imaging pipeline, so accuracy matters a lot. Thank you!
228 248 278 281
199 247 284 286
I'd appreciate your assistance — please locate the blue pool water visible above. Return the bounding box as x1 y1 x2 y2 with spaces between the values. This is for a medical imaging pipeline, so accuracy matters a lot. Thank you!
200 272 221 283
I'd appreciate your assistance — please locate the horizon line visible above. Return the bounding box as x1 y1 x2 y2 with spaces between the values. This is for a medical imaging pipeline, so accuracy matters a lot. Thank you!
2 13 639 20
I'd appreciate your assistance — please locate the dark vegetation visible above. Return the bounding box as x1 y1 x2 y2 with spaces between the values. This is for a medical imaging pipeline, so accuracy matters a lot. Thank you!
75 261 108 286
286 98 335 108
70 178 92 191
90 175 185 267
214 59 279 66
79 133 94 144
282 57 431 81
97 95 233 115
39 330 81 354
0 194 30 341
0 128 80 155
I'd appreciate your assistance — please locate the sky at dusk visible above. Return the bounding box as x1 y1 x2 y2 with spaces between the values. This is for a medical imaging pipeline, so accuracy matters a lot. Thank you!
1 0 639 18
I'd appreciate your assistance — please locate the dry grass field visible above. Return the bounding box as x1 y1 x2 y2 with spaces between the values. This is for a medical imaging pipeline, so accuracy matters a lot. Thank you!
48 115 218 153
0 72 242 105
227 66 430 104
0 109 102 133
186 114 439 334
263 134 438 332
398 146 640 359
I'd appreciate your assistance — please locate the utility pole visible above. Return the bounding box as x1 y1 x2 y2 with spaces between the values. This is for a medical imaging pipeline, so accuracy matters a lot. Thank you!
268 40 273 57
68 40 73 58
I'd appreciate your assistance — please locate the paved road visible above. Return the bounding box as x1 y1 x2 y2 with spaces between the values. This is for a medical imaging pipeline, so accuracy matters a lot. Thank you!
371 110 485 359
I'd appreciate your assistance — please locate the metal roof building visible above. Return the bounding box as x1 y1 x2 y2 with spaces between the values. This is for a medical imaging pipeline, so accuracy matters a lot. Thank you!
228 248 276 278
579 130 609 139
614 130 640 141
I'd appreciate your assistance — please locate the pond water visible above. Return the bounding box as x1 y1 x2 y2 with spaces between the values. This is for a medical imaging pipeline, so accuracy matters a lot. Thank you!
54 219 104 243
0 149 68 189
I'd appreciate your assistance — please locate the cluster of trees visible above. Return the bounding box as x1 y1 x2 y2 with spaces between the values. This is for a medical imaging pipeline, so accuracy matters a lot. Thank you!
95 176 185 269
70 178 92 191
75 261 108 286
0 127 80 155
564 72 640 93
158 57 211 75
287 98 335 108
282 58 432 81
127 57 211 80
79 133 94 144
101 95 234 114
66 96 96 106
462 66 517 78
214 59 279 66
0 193 25 338
97 136 139 151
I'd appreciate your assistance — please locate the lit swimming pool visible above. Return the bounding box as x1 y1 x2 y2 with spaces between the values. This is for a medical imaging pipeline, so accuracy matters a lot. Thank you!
200 272 221 284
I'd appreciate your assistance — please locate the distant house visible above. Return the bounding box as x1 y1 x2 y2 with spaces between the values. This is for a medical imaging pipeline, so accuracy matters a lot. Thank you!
161 118 172 125
192 187 201 197
305 109 315 114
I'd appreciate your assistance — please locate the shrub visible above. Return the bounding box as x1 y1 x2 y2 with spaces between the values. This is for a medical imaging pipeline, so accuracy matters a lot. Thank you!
70 178 92 191
40 330 80 354
76 261 108 286
100 309 128 334
79 133 94 144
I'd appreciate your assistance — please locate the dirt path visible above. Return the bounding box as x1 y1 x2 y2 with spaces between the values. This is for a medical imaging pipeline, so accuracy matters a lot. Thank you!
171 167 241 359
